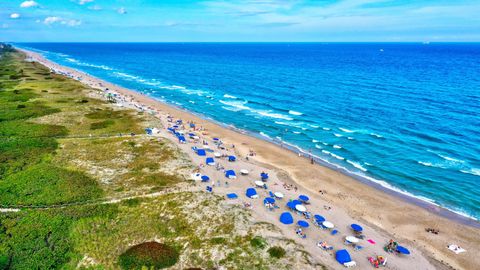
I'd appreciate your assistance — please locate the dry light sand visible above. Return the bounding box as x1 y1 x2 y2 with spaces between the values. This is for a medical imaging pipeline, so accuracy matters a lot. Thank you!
19 48 480 270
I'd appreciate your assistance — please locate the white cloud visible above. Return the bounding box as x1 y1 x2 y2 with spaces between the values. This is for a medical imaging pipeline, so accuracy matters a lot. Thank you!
20 1 38 8
10 13 21 19
117 7 127 14
43 16 81 27
78 0 94 5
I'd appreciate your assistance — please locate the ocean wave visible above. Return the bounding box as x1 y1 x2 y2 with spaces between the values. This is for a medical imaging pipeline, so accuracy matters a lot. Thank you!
259 132 272 140
460 168 480 176
370 132 384 138
347 137 354 140
309 124 319 128
312 139 319 143
347 160 367 172
322 127 331 131
438 154 464 163
223 94 237 99
292 131 301 134
288 110 303 116
333 145 342 149
315 144 322 149
334 133 343 137
322 150 344 160
339 127 355 133
65 57 113 71
257 111 293 120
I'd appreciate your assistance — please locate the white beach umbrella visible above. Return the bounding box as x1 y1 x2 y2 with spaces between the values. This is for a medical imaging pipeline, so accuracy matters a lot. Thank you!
295 204 307 212
345 236 360 243
214 152 222 158
240 169 249 175
322 221 334 229
274 192 284 198
255 181 265 187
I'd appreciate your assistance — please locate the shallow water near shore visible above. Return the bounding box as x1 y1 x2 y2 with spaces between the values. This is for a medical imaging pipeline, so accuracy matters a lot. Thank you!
17 42 480 221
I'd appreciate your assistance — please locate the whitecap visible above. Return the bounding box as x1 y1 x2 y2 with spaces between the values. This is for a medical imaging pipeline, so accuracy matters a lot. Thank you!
256 110 293 121
223 94 237 99
347 137 354 140
312 139 319 143
330 153 345 160
322 150 331 155
292 131 301 134
315 144 322 149
288 110 303 116
370 133 383 138
333 145 342 149
347 160 367 172
309 124 319 128
460 168 480 176
339 127 355 133
322 127 331 131
334 133 343 137
260 132 272 140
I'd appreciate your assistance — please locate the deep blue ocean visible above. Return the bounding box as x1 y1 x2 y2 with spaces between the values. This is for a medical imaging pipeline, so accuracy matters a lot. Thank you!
18 43 480 221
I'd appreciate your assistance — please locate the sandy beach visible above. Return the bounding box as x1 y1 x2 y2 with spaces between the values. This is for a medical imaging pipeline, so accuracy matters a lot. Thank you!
19 48 480 270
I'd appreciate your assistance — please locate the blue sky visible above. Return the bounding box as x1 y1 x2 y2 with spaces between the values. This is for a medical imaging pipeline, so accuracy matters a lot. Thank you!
1 0 480 42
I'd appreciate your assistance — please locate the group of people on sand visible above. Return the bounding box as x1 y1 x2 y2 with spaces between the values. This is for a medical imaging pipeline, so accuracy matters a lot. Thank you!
295 228 306 239
425 227 439 235
384 239 398 253
317 241 333 250
283 183 298 191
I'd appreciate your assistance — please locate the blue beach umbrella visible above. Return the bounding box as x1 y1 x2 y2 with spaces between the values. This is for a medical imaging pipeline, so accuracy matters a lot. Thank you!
299 195 309 202
335 249 352 264
228 155 236 162
197 149 206 156
246 188 258 198
287 200 302 210
351 224 363 232
264 197 275 204
260 172 269 180
201 175 210 182
279 212 294 225
314 214 326 222
297 220 310 228
396 246 411 255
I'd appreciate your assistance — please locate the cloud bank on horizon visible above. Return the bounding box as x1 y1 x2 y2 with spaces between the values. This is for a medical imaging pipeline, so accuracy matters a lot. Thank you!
1 0 479 42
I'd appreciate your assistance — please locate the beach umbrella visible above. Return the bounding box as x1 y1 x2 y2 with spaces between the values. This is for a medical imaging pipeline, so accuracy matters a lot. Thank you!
260 172 269 180
197 149 206 156
264 197 275 204
201 175 210 182
314 215 326 222
206 157 215 165
295 204 307 212
255 181 265 187
322 221 334 229
287 200 301 210
299 195 309 202
226 193 238 199
228 155 236 162
178 135 186 142
225 170 236 179
396 246 411 255
214 152 222 158
335 249 352 264
274 192 284 198
240 169 249 175
297 220 309 228
246 188 258 198
351 224 363 232
345 236 360 243
279 212 294 225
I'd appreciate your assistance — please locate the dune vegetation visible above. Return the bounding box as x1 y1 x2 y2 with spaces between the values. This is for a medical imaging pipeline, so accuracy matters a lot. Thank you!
0 46 315 269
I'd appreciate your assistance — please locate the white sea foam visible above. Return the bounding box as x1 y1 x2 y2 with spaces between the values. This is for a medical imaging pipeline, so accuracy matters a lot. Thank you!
418 161 433 167
460 168 480 176
260 132 272 140
312 139 319 143
347 160 368 172
322 150 331 155
309 124 319 128
370 133 383 138
322 127 331 131
219 99 249 110
339 127 355 133
322 142 328 146
288 110 303 116
333 145 342 149
347 137 354 140
315 144 322 149
438 154 464 163
223 94 237 99
334 133 343 137
331 153 345 160
292 131 301 134
257 110 293 120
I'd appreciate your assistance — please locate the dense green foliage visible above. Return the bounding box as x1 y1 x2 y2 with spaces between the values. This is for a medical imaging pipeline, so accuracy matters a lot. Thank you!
267 246 286 259
118 242 179 270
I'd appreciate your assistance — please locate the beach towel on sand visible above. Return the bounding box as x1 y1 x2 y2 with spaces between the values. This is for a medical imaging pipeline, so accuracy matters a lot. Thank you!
367 239 376 244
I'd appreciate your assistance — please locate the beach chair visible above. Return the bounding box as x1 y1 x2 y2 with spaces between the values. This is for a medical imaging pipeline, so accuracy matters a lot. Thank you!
354 245 364 251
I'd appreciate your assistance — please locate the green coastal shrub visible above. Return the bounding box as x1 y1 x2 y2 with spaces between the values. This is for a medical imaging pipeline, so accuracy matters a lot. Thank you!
119 242 179 269
267 246 286 259
250 236 267 249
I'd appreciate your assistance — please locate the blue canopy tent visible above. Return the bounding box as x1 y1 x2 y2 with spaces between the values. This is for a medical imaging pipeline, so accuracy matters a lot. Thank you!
260 172 269 180
335 249 352 264
297 220 309 228
206 157 215 165
228 155 236 162
299 195 310 202
178 135 186 143
279 212 294 225
396 246 410 255
225 170 236 179
314 214 326 222
286 200 302 210
197 149 206 156
263 197 275 204
226 193 238 199
351 224 363 232
201 175 210 182
246 188 258 198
